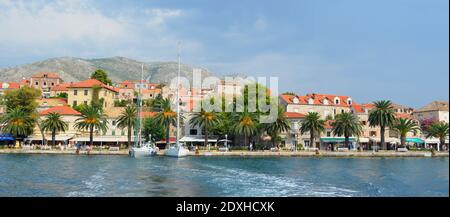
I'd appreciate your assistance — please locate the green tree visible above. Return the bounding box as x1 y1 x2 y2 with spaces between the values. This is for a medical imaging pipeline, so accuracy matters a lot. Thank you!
143 117 166 142
233 112 259 148
91 69 112 85
116 105 137 149
154 98 177 147
300 112 326 149
425 122 449 151
74 105 109 146
262 107 291 148
331 112 363 149
0 107 35 144
91 85 104 110
391 118 419 148
41 112 68 146
190 110 221 147
3 86 41 113
368 100 396 150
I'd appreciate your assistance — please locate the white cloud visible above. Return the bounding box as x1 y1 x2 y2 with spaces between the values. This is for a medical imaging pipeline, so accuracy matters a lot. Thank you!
0 0 193 62
145 8 183 27
0 0 127 43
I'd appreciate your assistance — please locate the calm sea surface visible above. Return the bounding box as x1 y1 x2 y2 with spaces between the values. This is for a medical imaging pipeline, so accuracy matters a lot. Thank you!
0 154 448 197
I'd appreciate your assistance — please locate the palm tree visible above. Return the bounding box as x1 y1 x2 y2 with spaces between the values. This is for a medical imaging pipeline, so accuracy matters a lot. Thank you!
74 105 108 147
116 105 137 149
41 112 68 146
391 118 419 148
300 112 325 149
331 112 363 149
233 112 259 148
0 107 34 145
154 98 177 147
262 107 291 148
368 100 396 150
190 109 221 147
425 122 449 151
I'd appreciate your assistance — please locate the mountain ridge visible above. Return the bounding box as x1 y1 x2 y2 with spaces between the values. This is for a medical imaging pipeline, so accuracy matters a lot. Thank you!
0 56 212 85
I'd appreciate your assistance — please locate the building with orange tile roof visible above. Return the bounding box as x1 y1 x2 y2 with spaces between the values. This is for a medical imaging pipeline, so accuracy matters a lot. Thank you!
67 79 118 109
50 83 71 97
29 72 64 98
280 93 355 120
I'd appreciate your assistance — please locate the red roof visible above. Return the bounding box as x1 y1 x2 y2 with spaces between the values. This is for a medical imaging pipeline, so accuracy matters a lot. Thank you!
351 104 366 114
40 106 81 116
396 113 413 119
0 82 20 89
284 112 306 119
31 72 61 79
68 79 118 93
51 83 70 91
280 93 354 107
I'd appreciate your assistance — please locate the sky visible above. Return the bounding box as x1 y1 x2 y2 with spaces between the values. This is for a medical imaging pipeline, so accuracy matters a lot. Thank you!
0 0 448 108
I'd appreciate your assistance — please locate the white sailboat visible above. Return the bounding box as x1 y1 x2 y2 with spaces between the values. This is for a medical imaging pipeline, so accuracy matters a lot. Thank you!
165 43 190 158
129 64 159 158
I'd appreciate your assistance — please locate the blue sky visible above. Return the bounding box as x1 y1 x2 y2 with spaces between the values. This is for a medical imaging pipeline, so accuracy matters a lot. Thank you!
0 0 448 108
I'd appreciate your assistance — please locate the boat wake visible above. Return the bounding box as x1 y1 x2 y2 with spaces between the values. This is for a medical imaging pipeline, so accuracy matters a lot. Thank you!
66 169 107 197
202 164 359 197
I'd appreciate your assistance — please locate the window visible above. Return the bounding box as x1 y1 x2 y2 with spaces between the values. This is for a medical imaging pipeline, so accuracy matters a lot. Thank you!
341 109 344 113
112 121 116 126
121 130 125 136
43 82 47 86
73 101 77 107
334 97 340 105
327 132 331 137
51 82 55 86
190 129 198 135
362 121 367 125
334 109 336 115
293 97 299 104
347 99 352 105
370 131 377 137
35 81 39 86
308 98 314 105
112 130 115 136
74 90 78 95
84 90 88 95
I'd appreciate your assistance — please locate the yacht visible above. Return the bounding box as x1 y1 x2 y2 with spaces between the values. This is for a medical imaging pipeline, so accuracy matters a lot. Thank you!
165 43 190 158
129 64 159 158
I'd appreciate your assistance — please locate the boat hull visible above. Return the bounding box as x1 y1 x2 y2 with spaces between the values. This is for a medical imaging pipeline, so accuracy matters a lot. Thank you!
129 147 158 158
165 146 189 157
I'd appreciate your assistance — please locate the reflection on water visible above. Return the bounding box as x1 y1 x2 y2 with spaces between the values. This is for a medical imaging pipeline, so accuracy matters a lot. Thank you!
0 155 448 197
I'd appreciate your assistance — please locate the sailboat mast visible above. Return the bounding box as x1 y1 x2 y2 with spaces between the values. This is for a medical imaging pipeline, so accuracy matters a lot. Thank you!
176 43 181 145
139 64 144 145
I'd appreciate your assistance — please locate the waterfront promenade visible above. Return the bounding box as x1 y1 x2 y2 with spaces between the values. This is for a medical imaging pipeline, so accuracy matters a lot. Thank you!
1 148 448 157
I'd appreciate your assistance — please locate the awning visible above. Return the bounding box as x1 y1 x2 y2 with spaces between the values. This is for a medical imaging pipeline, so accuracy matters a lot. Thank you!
405 138 425 144
425 138 450 144
74 136 129 142
358 137 370 143
0 134 14 141
25 135 76 141
369 137 400 144
320 137 356 142
180 136 219 143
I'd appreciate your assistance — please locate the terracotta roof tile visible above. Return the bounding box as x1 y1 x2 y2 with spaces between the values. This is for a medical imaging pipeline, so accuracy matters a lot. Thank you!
68 79 118 93
31 72 61 79
284 112 306 119
40 106 81 116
